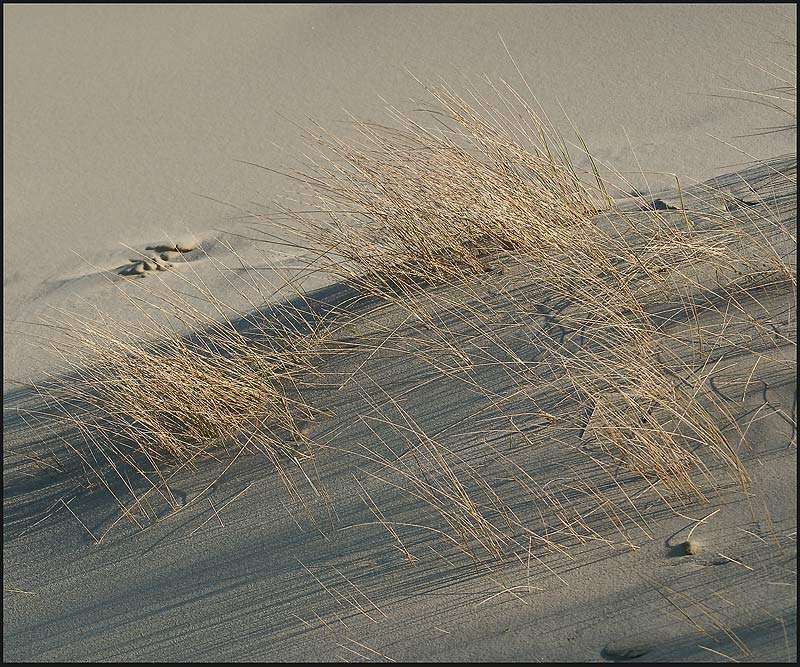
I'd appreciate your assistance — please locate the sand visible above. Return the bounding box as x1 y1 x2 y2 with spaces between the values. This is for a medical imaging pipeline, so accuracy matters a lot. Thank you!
3 4 796 662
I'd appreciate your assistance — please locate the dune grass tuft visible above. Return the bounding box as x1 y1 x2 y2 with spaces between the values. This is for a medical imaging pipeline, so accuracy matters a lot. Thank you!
252 72 795 562
268 80 611 296
14 245 326 529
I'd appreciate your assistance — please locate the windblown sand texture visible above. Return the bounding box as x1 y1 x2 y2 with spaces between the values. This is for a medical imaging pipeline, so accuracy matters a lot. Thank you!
4 5 796 662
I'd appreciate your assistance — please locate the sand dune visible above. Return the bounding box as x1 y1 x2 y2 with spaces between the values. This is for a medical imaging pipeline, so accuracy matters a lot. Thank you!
3 5 796 662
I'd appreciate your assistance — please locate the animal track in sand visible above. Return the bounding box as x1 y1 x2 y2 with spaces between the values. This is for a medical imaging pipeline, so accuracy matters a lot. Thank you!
118 240 199 277
601 642 650 661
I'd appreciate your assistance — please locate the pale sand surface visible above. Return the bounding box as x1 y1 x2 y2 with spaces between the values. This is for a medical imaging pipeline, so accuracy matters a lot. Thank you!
3 4 796 662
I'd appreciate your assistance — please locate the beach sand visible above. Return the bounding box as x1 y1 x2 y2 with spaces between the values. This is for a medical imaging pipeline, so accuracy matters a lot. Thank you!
4 5 796 662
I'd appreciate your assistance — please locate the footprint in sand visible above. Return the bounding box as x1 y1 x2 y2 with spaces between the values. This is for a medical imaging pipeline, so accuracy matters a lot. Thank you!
601 643 650 661
118 240 199 277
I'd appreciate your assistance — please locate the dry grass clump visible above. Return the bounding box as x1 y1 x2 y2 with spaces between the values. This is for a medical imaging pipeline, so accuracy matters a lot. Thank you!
50 314 306 464
260 72 794 564
269 80 610 295
305 162 794 563
19 248 324 526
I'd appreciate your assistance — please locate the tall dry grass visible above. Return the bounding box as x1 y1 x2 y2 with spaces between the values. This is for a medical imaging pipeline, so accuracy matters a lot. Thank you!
11 51 795 566
13 244 326 532
256 69 795 563
267 80 610 296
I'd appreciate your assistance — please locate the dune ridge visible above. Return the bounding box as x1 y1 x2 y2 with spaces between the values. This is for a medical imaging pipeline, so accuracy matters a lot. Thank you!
4 5 796 663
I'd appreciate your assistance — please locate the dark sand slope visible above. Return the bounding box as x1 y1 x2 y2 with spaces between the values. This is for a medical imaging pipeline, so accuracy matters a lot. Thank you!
4 158 795 662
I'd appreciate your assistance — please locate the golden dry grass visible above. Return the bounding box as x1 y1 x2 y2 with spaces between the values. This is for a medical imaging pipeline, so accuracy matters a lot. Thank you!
254 70 795 562
11 55 795 565
13 245 327 530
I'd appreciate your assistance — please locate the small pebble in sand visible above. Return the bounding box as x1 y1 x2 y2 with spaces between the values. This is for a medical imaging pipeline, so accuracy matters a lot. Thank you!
160 251 180 261
681 539 701 555
142 260 158 271
156 262 173 271
602 643 650 661
130 262 145 275
176 240 198 253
